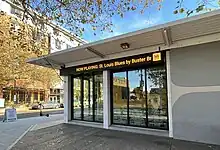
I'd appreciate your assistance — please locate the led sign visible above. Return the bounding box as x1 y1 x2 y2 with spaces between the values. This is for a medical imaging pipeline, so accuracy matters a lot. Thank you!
75 52 162 72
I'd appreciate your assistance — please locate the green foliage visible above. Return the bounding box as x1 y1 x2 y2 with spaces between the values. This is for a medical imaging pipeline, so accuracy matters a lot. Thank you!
8 0 220 37
0 14 60 97
174 0 219 17
16 0 163 36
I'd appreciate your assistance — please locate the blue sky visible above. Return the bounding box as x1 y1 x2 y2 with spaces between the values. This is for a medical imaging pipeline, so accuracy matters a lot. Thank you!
82 0 219 42
114 71 157 92
93 0 219 90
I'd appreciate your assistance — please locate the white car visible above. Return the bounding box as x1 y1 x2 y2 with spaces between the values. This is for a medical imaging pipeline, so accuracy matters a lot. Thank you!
41 101 60 109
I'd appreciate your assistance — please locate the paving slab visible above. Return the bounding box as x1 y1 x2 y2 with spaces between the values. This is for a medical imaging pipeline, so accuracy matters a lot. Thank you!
0 114 63 150
11 124 220 150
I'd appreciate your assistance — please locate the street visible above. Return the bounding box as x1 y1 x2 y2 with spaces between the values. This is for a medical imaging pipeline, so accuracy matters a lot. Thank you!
0 109 63 121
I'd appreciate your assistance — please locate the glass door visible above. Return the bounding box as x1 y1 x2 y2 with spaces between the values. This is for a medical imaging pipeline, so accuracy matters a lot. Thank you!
94 74 103 122
83 75 93 121
72 73 103 122
73 77 82 120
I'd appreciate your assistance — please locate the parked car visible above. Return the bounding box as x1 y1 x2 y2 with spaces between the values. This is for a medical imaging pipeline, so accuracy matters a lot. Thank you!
31 102 41 110
31 101 60 110
42 101 60 109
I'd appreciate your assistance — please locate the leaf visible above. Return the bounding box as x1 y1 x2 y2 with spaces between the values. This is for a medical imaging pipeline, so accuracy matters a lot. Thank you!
179 8 184 13
196 5 204 13
81 19 86 24
173 10 178 14
131 6 136 10
92 26 96 30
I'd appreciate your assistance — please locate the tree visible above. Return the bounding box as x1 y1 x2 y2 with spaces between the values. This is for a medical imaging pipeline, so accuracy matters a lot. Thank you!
0 13 60 99
11 0 219 36
173 0 219 16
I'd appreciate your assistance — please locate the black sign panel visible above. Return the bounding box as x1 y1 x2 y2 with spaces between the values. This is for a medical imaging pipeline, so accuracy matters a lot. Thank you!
60 51 165 76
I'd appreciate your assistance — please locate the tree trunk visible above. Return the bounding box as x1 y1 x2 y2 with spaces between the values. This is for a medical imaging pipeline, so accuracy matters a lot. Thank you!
0 86 3 98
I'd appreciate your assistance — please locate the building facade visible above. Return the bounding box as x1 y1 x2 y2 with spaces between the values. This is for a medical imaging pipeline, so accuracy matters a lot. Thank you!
28 10 220 145
0 0 86 105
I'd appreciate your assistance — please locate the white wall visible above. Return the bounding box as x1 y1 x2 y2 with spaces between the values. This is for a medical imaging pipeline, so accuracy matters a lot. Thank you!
0 0 84 54
170 41 220 145
0 0 11 14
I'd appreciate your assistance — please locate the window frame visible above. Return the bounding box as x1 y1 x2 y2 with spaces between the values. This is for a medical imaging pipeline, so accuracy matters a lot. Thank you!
55 39 61 50
110 63 169 130
71 71 103 123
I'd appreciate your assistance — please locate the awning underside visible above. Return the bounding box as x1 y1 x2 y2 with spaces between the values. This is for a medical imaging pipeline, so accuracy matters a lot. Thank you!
28 10 220 69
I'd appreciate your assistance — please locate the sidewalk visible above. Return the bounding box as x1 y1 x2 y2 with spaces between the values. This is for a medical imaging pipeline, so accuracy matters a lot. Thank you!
11 124 220 150
0 114 64 150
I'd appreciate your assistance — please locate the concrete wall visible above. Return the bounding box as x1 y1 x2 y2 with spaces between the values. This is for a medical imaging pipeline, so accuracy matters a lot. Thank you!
170 41 220 145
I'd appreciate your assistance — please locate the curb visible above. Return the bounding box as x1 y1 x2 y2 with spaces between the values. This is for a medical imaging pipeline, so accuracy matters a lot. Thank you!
30 120 64 131
7 124 35 150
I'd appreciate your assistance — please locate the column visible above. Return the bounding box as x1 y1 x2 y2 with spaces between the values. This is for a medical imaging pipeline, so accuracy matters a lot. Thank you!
31 91 34 103
38 91 40 101
166 51 173 137
64 76 72 123
103 70 111 129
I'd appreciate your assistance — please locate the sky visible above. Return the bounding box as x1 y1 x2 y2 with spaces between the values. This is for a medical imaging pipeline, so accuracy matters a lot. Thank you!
80 0 219 90
82 0 219 42
114 70 158 92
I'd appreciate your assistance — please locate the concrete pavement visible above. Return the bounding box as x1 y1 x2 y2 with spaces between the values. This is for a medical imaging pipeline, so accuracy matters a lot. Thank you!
0 114 63 150
11 124 220 150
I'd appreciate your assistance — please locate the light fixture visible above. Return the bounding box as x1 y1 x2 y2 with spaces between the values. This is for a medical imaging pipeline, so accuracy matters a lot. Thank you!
120 43 130 49
162 28 172 46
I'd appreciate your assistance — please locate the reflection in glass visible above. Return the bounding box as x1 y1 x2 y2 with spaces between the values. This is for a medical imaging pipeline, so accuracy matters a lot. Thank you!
113 72 128 124
72 73 103 122
83 75 93 121
147 67 168 129
94 74 103 122
73 77 81 120
128 69 146 126
112 66 168 130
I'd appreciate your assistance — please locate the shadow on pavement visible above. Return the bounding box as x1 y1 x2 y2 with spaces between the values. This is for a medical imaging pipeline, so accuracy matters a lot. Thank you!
11 124 220 150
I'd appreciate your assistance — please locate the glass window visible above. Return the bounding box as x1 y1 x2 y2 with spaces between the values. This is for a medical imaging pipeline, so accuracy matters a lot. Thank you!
111 66 168 130
34 92 38 101
128 69 146 126
147 67 168 129
113 72 128 125
55 39 61 49
83 75 93 121
94 74 103 122
66 44 72 49
73 77 81 120
40 92 44 101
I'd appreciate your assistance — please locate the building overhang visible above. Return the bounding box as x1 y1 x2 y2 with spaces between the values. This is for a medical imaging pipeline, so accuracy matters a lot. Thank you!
27 9 220 70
